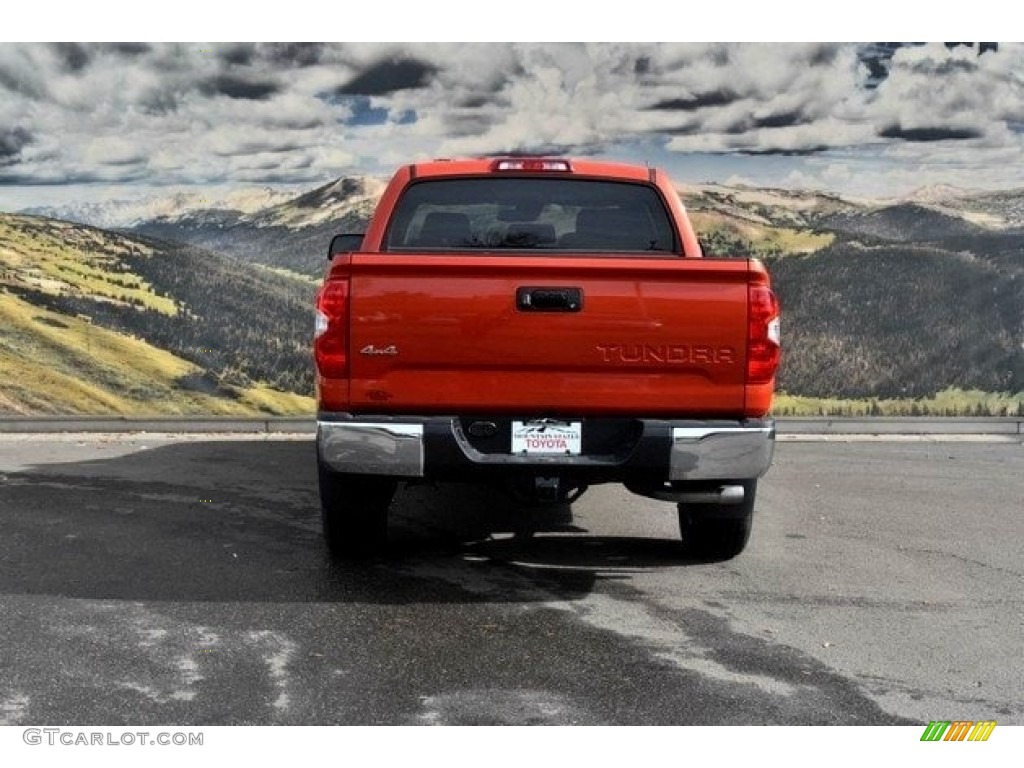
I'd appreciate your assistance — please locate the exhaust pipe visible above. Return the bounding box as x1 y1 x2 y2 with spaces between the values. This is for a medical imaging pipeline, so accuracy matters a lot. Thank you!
627 483 746 504
676 485 745 505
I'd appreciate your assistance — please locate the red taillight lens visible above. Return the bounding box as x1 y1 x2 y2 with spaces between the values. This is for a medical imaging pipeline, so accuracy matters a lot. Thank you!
747 284 781 385
314 279 350 378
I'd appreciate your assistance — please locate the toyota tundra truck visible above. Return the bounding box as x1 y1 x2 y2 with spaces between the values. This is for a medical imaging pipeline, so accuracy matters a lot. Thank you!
314 157 780 559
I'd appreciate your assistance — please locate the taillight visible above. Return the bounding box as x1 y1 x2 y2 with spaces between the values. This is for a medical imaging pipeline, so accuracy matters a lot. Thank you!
747 284 781 384
314 278 350 378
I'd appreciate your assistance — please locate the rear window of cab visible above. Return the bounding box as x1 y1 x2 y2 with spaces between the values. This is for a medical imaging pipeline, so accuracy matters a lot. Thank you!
384 177 680 254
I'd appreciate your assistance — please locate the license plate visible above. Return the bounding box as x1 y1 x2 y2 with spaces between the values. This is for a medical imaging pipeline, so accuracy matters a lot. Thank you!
511 420 582 455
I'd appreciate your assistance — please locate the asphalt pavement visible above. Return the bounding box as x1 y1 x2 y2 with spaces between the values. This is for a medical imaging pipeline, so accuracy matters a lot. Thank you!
0 434 1020 725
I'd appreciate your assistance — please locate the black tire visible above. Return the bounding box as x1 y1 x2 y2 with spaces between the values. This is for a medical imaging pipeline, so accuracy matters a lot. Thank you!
677 480 756 561
318 462 397 558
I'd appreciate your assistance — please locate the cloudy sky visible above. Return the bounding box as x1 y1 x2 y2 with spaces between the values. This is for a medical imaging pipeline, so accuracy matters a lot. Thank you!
1 41 1021 208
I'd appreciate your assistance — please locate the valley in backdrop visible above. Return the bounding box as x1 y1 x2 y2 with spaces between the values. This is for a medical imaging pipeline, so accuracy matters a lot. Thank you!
2 177 1022 416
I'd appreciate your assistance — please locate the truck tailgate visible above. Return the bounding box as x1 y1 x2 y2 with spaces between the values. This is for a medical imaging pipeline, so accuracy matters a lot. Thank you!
347 254 751 416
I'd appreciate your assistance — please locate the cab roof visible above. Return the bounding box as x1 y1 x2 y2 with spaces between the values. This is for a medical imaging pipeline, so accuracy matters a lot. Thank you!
408 157 654 182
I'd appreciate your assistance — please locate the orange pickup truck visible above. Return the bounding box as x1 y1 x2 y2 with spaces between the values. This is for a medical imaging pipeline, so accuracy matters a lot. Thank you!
314 157 780 559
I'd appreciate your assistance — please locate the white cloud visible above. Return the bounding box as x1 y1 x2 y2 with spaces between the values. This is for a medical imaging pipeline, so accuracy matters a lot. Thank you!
0 42 1021 201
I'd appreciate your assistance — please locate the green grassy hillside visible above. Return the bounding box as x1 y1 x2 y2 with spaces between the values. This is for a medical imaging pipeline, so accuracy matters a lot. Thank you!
681 183 841 259
0 214 314 415
687 209 834 258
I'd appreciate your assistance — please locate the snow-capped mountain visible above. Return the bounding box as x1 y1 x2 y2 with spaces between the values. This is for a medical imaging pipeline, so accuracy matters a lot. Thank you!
22 186 298 229
902 183 977 204
245 176 387 230
125 176 386 276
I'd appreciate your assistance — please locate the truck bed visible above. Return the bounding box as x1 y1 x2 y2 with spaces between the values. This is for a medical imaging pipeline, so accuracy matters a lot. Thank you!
343 253 754 416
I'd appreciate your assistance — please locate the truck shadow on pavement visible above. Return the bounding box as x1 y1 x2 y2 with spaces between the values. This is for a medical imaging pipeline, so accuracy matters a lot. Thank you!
1 438 699 606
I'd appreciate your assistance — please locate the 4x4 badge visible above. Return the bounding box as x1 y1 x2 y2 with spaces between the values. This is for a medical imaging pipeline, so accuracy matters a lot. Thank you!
359 344 399 356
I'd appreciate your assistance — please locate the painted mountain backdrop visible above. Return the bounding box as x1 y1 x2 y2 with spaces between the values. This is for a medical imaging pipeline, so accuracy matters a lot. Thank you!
3 177 1023 416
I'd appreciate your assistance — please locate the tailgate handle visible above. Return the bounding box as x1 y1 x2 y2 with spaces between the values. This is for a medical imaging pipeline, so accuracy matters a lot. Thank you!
517 286 583 312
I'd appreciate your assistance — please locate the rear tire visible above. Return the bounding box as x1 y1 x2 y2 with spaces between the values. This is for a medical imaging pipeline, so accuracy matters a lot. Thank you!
677 480 756 561
318 462 396 558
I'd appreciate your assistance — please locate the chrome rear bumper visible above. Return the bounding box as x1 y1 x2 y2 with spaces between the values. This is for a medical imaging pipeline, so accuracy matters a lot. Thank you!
669 425 775 481
317 416 774 481
317 421 424 477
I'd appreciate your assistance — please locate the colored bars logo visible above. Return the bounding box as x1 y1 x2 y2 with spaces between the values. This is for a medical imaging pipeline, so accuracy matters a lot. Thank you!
920 721 996 741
